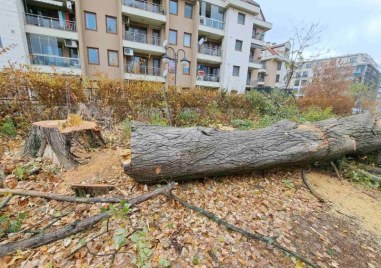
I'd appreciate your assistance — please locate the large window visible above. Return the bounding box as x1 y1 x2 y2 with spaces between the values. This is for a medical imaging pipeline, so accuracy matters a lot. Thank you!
108 50 119 66
169 29 177 45
85 11 97 30
169 0 178 15
235 40 243 51
237 12 245 25
200 2 225 23
184 33 191 47
185 3 193 18
106 16 117 34
87 47 99 64
233 66 240 76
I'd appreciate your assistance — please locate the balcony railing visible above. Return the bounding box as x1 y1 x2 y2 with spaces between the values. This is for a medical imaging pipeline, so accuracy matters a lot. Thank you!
252 32 265 41
197 74 220 82
122 0 165 14
258 77 265 83
30 54 80 69
246 79 258 87
125 66 163 76
25 13 76 32
199 16 224 30
124 31 161 46
249 56 261 64
198 45 222 57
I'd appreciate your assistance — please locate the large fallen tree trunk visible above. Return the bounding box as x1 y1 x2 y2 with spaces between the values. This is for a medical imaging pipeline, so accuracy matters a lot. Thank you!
124 113 381 183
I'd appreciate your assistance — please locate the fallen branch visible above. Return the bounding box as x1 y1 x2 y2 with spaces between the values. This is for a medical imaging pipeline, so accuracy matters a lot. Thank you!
0 195 12 210
0 188 131 204
341 162 381 183
0 183 174 258
359 164 381 175
330 161 342 180
301 170 325 203
170 192 319 268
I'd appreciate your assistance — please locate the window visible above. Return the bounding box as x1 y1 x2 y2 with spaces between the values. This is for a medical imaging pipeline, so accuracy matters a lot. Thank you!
184 33 191 47
306 63 312 68
87 47 99 64
233 66 240 76
276 75 280 83
169 0 178 15
301 80 307 86
183 62 190 74
106 16 117 34
302 71 308 77
350 57 357 64
235 40 243 51
153 58 161 76
108 50 119 66
184 3 193 19
237 12 245 25
294 80 300 86
295 72 301 78
169 29 177 45
152 30 160 46
0 36 2 48
168 59 176 73
85 12 97 30
277 62 282 70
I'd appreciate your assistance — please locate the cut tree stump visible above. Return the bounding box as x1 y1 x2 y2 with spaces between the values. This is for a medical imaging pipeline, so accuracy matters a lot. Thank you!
124 113 381 183
22 120 105 169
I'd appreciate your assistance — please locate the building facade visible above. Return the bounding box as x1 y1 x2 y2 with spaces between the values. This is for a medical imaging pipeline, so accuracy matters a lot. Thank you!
291 53 380 97
0 0 272 93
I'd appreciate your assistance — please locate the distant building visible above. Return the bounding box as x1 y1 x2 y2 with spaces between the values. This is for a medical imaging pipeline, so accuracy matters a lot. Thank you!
291 53 380 97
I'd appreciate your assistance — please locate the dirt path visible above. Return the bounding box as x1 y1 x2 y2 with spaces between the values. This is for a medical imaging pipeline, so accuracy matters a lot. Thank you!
307 171 381 238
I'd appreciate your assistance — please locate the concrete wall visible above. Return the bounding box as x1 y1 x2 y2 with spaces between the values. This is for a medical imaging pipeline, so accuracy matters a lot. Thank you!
0 0 29 69
76 0 124 79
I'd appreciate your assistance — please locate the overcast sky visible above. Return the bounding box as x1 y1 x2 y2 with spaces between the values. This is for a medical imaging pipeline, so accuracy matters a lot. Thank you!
261 0 381 67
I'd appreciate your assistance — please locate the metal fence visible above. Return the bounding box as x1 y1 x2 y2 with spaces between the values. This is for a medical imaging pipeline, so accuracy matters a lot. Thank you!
25 13 76 31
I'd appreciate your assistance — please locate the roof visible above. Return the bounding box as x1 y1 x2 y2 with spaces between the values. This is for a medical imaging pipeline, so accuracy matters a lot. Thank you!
240 0 260 7
267 47 278 55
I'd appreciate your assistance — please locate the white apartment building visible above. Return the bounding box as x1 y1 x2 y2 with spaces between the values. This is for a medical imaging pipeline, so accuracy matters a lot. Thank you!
0 0 272 93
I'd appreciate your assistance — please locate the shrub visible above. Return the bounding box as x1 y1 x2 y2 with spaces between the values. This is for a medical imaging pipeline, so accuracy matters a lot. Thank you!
0 118 17 137
231 119 254 130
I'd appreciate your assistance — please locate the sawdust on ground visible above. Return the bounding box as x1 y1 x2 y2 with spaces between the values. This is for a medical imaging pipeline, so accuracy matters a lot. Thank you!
306 171 381 237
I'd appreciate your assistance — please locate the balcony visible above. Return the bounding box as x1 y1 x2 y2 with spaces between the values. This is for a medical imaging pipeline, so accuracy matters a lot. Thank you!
199 17 225 38
197 45 222 64
124 66 166 82
24 13 78 39
30 54 81 75
252 31 265 46
196 74 221 88
123 31 165 55
248 56 262 69
122 0 166 25
246 79 258 87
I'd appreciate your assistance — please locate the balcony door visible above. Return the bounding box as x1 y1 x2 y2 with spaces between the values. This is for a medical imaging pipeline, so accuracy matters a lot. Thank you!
127 56 148 74
153 58 161 76
128 26 147 43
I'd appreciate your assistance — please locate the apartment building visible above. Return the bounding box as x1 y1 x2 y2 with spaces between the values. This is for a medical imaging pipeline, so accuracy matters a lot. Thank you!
250 41 290 89
0 0 272 93
291 53 380 96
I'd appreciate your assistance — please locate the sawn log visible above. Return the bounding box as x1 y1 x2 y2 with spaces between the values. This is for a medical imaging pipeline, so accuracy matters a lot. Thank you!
124 113 381 183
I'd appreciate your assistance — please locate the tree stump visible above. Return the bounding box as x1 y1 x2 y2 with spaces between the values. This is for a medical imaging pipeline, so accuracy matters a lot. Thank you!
22 120 105 169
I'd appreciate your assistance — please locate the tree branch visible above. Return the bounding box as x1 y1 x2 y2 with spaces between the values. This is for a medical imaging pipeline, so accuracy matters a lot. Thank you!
301 170 325 203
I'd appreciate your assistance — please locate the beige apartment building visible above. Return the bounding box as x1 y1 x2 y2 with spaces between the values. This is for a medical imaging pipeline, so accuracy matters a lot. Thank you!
258 41 290 89
0 0 272 93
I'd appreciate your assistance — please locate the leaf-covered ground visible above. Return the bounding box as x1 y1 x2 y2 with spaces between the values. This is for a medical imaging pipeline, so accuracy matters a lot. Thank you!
1 139 381 268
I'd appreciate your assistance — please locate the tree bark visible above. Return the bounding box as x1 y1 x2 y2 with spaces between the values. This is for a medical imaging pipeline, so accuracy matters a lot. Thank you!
124 113 381 183
22 120 105 169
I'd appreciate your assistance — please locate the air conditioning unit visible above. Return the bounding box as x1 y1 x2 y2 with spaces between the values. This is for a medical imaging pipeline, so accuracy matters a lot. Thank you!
64 39 77 48
66 0 73 9
124 47 134 56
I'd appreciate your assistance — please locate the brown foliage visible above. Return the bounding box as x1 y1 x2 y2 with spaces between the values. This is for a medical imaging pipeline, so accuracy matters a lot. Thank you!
299 59 355 115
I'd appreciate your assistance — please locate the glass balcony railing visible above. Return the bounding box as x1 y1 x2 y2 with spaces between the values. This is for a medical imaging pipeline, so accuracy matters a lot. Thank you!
122 0 165 14
246 79 258 87
124 31 161 46
249 56 261 64
199 16 224 30
198 45 222 57
197 74 220 82
125 66 163 76
25 13 76 32
252 32 265 41
30 54 80 69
